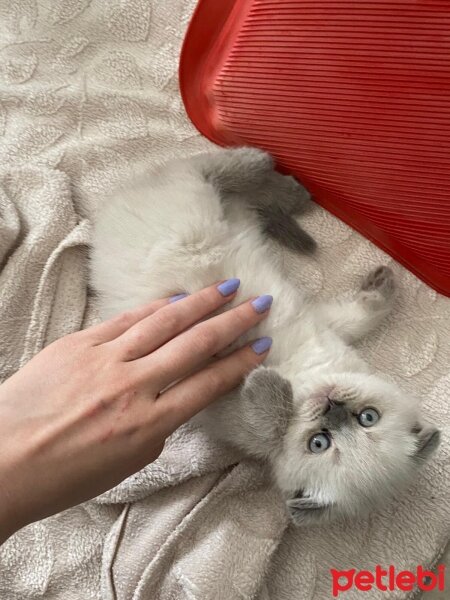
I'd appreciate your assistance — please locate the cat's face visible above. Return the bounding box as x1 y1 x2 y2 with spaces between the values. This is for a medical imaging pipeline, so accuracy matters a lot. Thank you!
241 368 440 526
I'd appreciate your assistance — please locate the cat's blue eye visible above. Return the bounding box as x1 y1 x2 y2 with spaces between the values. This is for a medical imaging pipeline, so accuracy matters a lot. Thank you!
358 408 380 427
308 432 331 454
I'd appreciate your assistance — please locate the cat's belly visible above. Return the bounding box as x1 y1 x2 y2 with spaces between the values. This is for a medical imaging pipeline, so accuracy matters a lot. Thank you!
92 176 303 334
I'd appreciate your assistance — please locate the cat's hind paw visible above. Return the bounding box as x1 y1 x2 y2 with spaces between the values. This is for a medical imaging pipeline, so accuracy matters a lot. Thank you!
361 266 395 299
358 266 396 312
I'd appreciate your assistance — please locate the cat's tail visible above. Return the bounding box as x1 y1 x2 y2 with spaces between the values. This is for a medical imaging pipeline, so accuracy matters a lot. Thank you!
195 147 317 255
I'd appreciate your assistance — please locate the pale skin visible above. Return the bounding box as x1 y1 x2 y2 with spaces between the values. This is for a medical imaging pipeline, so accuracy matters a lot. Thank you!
0 281 272 545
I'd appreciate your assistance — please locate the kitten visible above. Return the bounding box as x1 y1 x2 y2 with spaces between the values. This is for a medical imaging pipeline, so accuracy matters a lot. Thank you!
91 147 440 525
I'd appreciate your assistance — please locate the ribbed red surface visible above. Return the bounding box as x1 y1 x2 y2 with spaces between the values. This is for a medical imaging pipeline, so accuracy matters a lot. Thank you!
180 0 450 295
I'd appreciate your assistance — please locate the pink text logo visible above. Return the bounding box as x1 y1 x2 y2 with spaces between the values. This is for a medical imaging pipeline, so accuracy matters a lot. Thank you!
330 565 445 597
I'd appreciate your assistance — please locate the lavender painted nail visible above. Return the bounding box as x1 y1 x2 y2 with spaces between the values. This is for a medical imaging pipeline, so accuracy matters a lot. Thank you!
169 293 188 303
251 294 273 313
251 337 273 355
217 278 240 297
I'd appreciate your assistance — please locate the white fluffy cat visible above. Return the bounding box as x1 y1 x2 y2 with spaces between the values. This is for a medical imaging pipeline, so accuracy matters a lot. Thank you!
91 147 440 525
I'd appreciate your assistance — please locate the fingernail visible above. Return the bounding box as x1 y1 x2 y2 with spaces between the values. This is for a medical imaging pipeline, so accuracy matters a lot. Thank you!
251 294 273 313
251 337 273 355
217 278 240 297
169 293 188 303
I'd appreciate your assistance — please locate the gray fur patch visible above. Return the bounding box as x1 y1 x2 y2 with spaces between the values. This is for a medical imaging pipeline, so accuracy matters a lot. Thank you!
252 170 317 254
195 146 274 194
257 205 317 255
239 367 294 457
414 427 440 461
195 147 317 255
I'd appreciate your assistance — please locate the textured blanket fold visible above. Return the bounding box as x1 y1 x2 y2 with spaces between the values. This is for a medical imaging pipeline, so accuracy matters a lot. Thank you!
0 1 448 599
0 167 90 381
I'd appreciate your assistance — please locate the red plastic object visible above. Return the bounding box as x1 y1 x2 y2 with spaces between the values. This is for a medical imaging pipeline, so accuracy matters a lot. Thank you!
180 0 450 296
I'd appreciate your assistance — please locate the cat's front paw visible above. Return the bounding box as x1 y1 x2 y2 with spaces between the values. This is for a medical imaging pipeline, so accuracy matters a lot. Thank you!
359 266 396 310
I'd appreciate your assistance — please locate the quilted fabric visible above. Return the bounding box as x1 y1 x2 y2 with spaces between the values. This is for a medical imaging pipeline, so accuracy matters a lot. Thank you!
0 1 448 599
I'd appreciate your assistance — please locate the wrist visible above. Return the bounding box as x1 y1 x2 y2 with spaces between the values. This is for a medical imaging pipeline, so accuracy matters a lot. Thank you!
0 465 27 545
0 493 22 545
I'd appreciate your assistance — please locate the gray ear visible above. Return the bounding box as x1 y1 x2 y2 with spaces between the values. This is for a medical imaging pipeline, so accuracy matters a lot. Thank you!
239 367 293 457
287 496 331 526
414 425 440 461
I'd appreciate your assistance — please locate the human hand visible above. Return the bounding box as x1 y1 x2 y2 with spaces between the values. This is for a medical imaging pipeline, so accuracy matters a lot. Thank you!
0 280 273 543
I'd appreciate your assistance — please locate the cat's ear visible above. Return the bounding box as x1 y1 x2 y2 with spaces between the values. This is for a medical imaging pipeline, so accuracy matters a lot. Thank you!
239 367 293 456
413 423 440 461
287 496 331 526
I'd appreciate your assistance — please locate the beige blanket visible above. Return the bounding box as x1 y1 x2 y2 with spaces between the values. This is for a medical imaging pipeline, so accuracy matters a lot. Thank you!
0 1 449 599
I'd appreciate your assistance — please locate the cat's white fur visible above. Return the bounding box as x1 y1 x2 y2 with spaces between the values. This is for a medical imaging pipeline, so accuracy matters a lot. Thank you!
91 147 439 525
